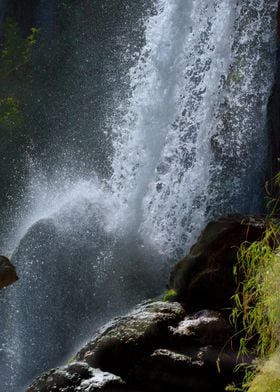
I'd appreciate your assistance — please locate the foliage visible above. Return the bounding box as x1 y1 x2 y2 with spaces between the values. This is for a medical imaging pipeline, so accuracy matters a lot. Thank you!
0 17 39 222
0 97 24 135
265 171 280 215
247 350 280 392
0 18 39 86
0 18 39 137
227 221 280 391
162 289 178 302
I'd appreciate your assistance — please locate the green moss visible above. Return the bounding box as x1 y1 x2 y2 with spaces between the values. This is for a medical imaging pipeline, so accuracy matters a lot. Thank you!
67 354 76 364
162 289 178 302
248 351 280 392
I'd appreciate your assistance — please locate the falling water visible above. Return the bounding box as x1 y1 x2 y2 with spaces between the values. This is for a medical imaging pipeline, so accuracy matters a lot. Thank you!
0 0 278 390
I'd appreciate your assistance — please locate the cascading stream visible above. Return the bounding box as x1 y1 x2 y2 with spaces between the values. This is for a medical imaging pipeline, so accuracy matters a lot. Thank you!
140 0 237 256
0 0 278 391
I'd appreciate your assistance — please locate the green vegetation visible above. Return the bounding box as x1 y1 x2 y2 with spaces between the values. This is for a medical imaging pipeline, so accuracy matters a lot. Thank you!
162 288 178 302
247 350 280 392
0 17 39 224
0 18 38 82
227 216 280 391
0 17 39 137
0 97 23 135
233 224 280 357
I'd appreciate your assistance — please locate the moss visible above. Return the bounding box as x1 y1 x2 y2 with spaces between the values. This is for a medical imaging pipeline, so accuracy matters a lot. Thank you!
162 289 178 302
67 355 76 364
248 351 280 392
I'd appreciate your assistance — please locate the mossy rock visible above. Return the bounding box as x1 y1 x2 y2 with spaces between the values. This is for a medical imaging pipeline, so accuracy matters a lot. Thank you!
248 351 280 392
162 289 178 302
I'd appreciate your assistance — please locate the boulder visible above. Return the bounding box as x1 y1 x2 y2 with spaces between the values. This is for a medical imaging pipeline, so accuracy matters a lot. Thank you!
76 301 186 376
126 310 235 391
29 213 266 391
168 309 232 349
0 256 18 289
27 361 126 392
28 301 238 392
169 215 267 312
128 346 225 392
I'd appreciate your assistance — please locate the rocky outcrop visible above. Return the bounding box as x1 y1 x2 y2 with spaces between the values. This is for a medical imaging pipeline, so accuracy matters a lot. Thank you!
76 301 186 375
28 214 268 391
169 215 267 312
29 302 236 392
27 362 126 392
0 255 18 289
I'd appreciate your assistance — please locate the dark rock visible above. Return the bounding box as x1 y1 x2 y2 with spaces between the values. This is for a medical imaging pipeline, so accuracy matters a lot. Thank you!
76 301 186 376
168 309 232 349
0 255 18 289
128 346 227 392
169 214 267 312
27 215 263 391
28 302 238 392
27 361 126 392
75 302 236 391
125 310 235 391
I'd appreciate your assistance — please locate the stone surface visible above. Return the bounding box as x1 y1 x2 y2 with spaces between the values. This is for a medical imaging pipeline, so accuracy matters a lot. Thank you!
28 300 238 392
29 215 262 391
168 309 232 349
76 301 186 376
169 214 267 312
27 361 126 391
128 346 225 392
0 255 18 289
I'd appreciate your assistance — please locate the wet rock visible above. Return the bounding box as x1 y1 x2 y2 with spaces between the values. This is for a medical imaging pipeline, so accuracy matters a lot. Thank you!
28 302 237 392
75 302 235 391
27 361 126 392
169 214 267 312
168 309 232 349
128 346 228 392
125 310 234 391
76 301 186 376
0 255 18 289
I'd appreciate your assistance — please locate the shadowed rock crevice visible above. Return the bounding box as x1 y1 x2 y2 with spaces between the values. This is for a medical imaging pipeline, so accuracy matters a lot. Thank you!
0 256 18 289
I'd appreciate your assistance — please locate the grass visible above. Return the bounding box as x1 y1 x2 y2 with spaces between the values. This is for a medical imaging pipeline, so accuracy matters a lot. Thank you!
227 221 280 391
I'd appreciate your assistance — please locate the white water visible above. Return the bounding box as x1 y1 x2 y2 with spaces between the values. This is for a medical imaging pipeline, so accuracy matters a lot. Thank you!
109 0 277 257
0 0 278 390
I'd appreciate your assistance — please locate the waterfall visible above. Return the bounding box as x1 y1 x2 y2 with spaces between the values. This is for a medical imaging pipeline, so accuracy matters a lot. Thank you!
37 0 57 37
0 0 278 391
